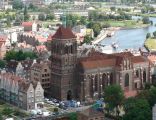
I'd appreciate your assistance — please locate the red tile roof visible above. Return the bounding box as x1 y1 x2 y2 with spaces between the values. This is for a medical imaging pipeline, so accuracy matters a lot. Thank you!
132 56 146 63
53 26 76 39
22 22 33 27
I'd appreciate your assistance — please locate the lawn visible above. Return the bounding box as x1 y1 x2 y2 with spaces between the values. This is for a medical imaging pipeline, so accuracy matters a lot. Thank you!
145 38 156 51
102 20 149 28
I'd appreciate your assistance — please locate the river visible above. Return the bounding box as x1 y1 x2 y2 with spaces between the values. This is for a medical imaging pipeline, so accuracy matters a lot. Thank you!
100 16 156 51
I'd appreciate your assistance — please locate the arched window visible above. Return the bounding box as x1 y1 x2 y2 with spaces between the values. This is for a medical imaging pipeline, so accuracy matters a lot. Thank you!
110 73 113 85
125 73 129 87
102 74 107 89
95 75 98 92
143 70 146 83
136 70 139 77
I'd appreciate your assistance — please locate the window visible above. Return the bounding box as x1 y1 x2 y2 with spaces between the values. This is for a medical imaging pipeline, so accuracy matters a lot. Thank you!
136 70 139 77
44 69 47 72
125 73 129 87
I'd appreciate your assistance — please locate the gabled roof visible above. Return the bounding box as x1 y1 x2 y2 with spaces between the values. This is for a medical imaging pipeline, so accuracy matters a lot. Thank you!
53 26 76 39
22 22 33 27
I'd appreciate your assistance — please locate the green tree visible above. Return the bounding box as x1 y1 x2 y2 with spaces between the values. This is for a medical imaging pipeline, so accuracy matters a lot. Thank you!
0 112 2 120
24 6 29 21
104 85 124 117
0 60 6 69
2 107 13 116
46 14 55 21
69 112 77 120
138 86 156 108
153 31 156 38
53 108 58 113
142 17 150 24
38 14 46 21
123 98 151 120
83 35 93 44
13 0 23 10
146 33 151 39
110 7 116 11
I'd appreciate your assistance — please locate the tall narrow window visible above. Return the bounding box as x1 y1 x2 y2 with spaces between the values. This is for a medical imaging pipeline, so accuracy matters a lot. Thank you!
125 73 129 87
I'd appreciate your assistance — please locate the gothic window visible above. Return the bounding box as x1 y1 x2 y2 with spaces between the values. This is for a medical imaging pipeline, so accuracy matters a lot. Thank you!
136 70 139 77
102 74 107 89
110 73 113 85
95 75 98 92
143 70 146 83
125 73 129 87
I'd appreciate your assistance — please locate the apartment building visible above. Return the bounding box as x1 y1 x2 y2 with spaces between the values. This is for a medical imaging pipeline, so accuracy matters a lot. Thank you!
30 60 51 96
0 72 44 111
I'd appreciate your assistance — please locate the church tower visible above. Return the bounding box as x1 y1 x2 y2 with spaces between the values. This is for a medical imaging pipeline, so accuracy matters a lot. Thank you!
50 26 77 100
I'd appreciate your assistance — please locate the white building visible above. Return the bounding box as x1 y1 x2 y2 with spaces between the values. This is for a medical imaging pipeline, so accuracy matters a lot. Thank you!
153 104 156 120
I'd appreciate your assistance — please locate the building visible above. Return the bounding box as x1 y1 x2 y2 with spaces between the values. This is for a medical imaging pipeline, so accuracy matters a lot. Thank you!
0 72 44 110
0 0 13 10
50 26 152 101
22 0 44 6
30 61 51 96
0 35 11 59
153 104 156 120
22 22 38 32
78 107 104 120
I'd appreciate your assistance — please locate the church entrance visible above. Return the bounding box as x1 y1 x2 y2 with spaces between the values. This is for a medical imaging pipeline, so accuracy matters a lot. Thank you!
67 90 72 100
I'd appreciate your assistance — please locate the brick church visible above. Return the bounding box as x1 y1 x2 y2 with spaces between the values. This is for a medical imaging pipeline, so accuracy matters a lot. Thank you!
50 26 152 102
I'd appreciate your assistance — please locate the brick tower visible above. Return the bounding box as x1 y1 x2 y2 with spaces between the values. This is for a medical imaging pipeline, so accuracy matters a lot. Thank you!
50 26 77 100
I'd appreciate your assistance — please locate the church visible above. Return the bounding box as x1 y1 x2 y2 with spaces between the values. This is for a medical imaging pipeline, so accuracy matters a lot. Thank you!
50 26 152 102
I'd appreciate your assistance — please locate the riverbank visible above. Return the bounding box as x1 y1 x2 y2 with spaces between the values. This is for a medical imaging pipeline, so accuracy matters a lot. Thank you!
101 20 150 29
144 38 156 52
92 27 120 44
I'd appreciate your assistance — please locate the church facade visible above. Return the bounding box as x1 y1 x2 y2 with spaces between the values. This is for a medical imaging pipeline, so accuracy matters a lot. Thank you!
50 26 152 101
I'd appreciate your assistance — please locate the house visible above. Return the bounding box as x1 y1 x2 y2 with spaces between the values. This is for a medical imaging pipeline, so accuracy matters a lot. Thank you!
30 60 51 96
0 35 11 59
22 22 38 32
0 72 44 111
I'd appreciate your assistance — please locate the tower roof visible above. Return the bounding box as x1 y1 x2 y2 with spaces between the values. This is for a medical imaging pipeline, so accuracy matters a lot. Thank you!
53 26 76 40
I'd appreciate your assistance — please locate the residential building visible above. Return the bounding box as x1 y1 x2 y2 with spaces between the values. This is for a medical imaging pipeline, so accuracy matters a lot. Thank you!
30 61 51 96
0 35 11 59
50 26 152 101
0 0 13 10
153 104 156 120
22 22 38 32
2 26 24 43
22 0 44 6
0 72 44 110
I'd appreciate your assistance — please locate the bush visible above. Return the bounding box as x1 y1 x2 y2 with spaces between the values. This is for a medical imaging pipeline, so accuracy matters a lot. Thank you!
146 33 151 39
142 17 150 24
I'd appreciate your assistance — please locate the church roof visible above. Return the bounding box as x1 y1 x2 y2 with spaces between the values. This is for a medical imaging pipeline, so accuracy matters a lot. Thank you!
53 26 76 39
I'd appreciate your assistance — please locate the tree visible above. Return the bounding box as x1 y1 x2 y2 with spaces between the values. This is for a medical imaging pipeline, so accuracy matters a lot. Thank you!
46 14 55 21
110 7 116 11
38 14 46 21
123 98 151 120
13 0 23 10
2 108 13 116
53 108 58 113
142 17 150 24
153 31 156 38
83 35 93 44
138 86 156 108
24 6 29 21
0 60 6 69
146 33 151 39
69 112 77 120
5 50 38 61
104 85 124 117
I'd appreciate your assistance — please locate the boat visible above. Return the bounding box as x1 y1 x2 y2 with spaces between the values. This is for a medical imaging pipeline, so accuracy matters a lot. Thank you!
111 42 118 49
107 31 115 37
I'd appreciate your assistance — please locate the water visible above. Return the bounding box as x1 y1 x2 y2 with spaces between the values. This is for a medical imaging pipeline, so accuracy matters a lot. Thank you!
100 16 156 50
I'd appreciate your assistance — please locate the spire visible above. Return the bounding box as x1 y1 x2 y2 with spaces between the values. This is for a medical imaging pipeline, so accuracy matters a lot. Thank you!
62 9 67 28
